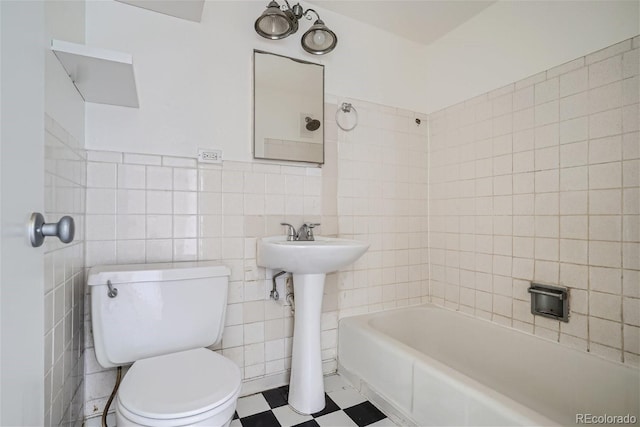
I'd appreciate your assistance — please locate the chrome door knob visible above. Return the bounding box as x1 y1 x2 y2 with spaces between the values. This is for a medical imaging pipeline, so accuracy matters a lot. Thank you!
29 212 75 247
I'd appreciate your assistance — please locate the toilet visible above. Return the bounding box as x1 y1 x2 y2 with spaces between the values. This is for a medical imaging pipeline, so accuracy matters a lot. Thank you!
88 261 242 427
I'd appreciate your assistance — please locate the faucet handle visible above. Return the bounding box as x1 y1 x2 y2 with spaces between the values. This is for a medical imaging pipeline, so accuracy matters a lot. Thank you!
280 223 297 241
300 222 320 241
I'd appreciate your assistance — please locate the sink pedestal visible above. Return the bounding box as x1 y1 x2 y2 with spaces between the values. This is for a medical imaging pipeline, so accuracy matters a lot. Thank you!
288 273 326 414
256 235 370 414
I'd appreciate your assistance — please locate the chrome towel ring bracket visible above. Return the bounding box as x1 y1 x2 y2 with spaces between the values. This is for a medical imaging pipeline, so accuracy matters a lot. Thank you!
336 102 358 131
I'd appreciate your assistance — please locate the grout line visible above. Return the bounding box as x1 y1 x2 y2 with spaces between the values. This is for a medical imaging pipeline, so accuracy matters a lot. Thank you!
586 63 592 354
555 93 561 343
619 109 626 363
426 116 432 305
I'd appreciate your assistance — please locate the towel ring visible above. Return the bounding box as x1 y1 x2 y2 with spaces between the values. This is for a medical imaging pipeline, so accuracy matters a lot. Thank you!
336 102 358 131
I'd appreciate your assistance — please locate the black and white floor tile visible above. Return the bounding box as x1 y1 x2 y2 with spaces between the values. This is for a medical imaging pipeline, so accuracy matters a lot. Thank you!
230 375 397 427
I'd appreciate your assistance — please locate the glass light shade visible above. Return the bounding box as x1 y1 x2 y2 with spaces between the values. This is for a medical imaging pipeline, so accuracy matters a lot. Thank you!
301 20 337 55
255 1 295 39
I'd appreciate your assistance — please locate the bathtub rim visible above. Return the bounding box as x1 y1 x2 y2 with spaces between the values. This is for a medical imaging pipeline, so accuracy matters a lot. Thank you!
341 302 639 371
338 303 639 426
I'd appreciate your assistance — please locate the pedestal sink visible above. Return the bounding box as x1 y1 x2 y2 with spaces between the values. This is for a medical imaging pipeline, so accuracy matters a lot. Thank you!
257 235 369 414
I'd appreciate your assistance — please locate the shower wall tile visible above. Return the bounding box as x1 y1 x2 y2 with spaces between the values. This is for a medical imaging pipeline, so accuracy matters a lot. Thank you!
427 35 640 367
333 99 429 318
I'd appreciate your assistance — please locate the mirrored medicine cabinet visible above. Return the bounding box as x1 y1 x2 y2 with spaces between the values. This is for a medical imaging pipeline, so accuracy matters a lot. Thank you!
253 50 324 164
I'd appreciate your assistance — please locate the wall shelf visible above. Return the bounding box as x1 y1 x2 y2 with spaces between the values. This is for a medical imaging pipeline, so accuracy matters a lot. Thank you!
115 0 205 22
51 39 139 108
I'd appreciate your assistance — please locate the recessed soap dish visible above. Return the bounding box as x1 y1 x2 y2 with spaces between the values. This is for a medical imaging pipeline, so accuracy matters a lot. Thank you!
528 283 569 322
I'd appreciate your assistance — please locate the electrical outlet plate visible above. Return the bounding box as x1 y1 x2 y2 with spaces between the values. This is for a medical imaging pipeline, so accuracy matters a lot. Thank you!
198 148 223 163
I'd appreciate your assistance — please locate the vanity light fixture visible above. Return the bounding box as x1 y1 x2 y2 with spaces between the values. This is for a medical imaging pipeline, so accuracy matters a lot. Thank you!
254 0 337 55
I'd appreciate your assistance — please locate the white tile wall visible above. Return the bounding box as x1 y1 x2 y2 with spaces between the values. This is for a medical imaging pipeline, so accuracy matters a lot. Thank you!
332 100 430 317
82 154 331 418
427 35 640 366
81 97 429 419
44 115 86 426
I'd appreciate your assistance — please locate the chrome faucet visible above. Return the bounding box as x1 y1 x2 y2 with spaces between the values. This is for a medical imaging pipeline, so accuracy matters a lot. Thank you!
280 223 297 241
297 223 320 241
280 222 320 241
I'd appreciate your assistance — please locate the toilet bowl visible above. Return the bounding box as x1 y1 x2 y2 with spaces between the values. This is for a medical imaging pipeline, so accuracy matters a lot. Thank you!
88 262 241 427
115 349 241 427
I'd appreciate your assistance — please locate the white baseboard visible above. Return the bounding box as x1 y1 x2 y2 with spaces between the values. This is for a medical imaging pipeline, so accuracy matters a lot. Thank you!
240 371 290 397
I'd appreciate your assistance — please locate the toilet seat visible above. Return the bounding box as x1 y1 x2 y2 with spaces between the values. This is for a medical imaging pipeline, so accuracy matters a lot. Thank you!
117 348 241 425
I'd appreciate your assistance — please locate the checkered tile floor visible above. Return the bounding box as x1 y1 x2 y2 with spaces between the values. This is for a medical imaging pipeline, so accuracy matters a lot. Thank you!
230 374 397 427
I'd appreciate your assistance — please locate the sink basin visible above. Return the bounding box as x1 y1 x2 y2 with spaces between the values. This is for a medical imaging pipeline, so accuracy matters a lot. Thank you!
257 235 370 274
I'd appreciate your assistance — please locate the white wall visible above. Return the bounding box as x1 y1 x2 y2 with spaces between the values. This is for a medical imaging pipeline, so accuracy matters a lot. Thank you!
255 87 321 149
46 0 86 142
86 0 640 158
85 0 428 160
424 0 640 113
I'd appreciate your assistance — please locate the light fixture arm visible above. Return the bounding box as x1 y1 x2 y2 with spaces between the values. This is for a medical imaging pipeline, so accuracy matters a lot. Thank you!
289 1 304 19
278 2 321 23
280 0 295 14
301 8 320 21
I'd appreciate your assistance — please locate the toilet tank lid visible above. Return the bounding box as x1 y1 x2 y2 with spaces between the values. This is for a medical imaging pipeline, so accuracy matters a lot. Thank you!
87 261 230 286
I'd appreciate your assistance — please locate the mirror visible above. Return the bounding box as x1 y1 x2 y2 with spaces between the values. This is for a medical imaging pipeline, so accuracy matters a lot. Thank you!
254 50 324 164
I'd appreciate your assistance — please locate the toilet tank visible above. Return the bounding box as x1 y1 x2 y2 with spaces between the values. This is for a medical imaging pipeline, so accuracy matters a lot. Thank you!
88 261 231 368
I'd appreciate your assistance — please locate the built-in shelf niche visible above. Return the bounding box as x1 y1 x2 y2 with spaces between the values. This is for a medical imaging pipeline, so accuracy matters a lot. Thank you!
51 39 139 108
115 0 205 22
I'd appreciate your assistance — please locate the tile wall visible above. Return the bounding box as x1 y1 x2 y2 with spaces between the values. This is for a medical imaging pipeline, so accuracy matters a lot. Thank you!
332 101 430 318
81 99 429 419
44 115 86 426
427 36 640 366
82 153 327 418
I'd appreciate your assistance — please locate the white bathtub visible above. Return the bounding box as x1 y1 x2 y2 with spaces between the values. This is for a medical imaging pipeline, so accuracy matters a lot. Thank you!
338 304 639 426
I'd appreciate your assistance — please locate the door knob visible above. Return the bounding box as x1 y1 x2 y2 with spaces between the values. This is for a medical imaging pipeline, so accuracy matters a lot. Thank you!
29 212 75 247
